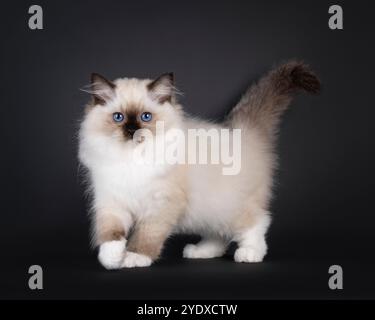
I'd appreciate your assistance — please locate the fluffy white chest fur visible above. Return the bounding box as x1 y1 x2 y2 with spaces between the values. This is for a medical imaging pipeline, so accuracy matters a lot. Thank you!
80 134 174 220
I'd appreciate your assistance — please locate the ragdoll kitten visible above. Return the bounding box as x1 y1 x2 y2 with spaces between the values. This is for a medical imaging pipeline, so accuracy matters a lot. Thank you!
78 61 320 268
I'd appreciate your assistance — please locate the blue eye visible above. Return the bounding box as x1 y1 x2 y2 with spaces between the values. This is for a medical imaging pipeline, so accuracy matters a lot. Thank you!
113 112 124 122
141 112 152 122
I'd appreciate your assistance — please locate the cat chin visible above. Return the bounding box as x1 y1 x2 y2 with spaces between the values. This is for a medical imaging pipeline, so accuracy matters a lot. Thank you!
134 136 146 144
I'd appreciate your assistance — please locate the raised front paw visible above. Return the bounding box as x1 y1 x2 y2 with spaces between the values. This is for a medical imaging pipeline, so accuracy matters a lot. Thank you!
122 251 152 268
98 238 126 270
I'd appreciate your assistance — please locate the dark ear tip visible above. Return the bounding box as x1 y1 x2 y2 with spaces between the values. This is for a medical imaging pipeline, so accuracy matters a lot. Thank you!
168 72 174 80
91 73 99 83
158 72 174 82
90 73 116 88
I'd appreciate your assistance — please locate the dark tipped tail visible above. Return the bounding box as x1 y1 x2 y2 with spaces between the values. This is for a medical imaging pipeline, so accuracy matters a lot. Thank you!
227 61 320 139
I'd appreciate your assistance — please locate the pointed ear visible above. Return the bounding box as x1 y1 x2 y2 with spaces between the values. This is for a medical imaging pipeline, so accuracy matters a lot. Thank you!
89 73 116 105
147 72 175 104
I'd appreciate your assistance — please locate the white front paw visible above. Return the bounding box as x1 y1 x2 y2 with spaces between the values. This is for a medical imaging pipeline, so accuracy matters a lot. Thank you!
122 251 152 268
234 246 266 263
98 239 126 270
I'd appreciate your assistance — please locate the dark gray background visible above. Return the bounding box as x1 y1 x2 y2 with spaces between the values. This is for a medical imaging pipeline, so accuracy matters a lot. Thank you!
1 0 374 299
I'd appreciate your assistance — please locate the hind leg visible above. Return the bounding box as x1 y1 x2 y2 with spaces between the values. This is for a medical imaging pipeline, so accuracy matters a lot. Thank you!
233 214 271 263
183 237 228 259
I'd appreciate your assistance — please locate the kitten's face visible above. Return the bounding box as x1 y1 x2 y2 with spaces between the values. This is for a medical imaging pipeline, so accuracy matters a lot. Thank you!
82 73 182 144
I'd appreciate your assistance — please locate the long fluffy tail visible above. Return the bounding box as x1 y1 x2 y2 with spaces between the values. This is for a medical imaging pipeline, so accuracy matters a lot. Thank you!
227 61 320 140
